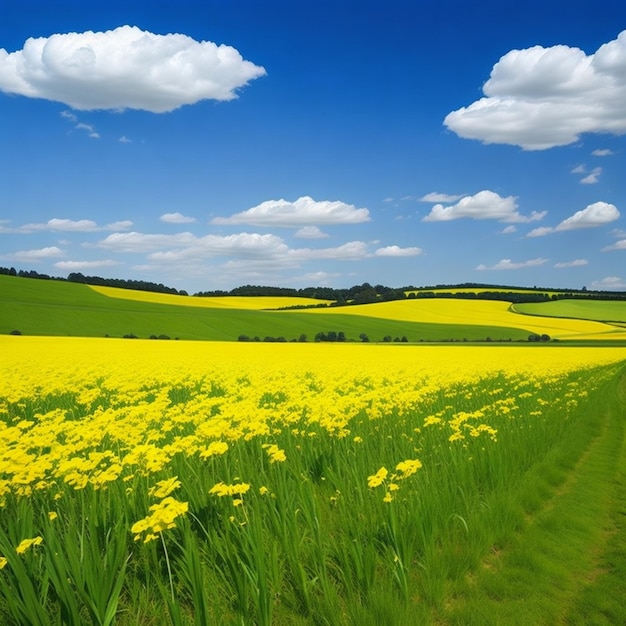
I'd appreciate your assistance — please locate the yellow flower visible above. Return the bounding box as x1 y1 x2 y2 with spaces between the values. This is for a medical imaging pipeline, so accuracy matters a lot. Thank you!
259 486 269 496
16 536 43 554
0 556 7 569
149 476 181 499
395 459 422 479
48 511 58 521
209 481 251 497
199 441 229 458
131 497 188 542
383 492 394 503
262 443 286 463
367 467 388 488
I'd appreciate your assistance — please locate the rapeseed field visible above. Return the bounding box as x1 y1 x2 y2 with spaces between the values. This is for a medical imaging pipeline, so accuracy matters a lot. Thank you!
1 336 625 624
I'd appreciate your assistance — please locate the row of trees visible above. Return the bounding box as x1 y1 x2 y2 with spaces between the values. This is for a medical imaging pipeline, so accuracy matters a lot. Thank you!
3 267 626 302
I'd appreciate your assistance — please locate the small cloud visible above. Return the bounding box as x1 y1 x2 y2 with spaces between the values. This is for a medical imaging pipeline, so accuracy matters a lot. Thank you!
419 192 464 203
592 149 614 157
54 259 120 270
554 259 588 268
555 201 619 231
501 225 517 234
422 190 545 223
527 226 554 237
10 246 64 262
212 196 370 227
580 167 602 184
119 136 132 143
476 257 549 271
18 218 133 232
0 25 266 112
590 276 626 290
374 245 423 257
571 164 586 174
294 226 329 239
160 212 196 224
603 239 626 251
60 110 77 123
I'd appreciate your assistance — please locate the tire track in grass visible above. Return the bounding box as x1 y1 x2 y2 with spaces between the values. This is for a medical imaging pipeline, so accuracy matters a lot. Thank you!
441 367 626 625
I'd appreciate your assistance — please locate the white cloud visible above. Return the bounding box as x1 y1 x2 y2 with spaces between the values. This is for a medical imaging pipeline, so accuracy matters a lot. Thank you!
54 259 120 270
476 257 549 271
554 259 588 268
592 148 614 156
211 196 370 227
590 276 626 290
75 122 99 139
11 246 64 262
501 225 517 234
422 190 545 223
580 167 602 184
160 212 196 224
527 226 555 237
419 192 464 203
603 239 626 251
294 226 329 239
374 245 422 257
18 218 133 232
571 164 586 174
555 201 619 231
97 229 370 266
0 25 266 112
444 30 626 150
119 136 131 143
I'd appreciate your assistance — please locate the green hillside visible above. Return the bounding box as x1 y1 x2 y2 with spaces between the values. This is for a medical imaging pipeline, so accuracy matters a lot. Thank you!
513 300 626 324
0 275 530 342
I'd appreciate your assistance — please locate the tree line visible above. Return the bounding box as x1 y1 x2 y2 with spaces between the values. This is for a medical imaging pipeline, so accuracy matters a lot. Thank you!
2 267 626 303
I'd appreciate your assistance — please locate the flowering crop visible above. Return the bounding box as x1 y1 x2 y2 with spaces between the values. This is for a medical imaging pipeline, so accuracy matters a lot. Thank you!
0 335 624 624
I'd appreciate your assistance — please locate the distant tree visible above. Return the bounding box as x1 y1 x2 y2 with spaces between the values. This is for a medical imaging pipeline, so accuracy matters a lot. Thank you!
359 333 370 343
383 335 392 342
238 334 251 342
10 329 21 335
337 331 346 342
298 333 307 342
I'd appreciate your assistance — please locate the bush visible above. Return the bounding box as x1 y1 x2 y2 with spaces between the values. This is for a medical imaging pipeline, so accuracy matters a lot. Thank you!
9 329 22 335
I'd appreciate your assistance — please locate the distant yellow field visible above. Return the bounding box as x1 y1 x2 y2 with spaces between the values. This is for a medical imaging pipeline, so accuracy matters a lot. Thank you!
405 288 568 296
89 285 332 310
302 298 626 340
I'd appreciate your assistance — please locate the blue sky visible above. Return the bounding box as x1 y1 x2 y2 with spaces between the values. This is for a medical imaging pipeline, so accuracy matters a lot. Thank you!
1 0 625 293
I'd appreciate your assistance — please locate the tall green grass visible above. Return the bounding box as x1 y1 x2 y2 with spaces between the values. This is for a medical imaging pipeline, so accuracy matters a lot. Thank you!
514 299 626 323
1 362 624 624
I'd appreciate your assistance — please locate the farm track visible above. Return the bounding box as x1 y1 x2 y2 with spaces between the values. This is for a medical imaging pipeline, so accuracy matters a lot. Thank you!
441 367 626 625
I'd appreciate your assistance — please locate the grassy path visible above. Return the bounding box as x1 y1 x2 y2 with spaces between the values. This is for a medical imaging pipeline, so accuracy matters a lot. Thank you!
440 368 626 625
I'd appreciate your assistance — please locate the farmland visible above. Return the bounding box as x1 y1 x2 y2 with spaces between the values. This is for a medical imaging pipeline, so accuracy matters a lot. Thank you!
3 274 626 342
1 337 626 624
1 276 626 624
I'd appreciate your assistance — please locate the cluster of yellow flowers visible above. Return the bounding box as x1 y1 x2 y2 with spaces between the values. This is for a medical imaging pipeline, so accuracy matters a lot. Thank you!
1 337 624 540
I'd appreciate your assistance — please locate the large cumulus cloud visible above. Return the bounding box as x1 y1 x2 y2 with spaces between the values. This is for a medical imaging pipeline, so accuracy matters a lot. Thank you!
445 30 626 149
0 26 266 112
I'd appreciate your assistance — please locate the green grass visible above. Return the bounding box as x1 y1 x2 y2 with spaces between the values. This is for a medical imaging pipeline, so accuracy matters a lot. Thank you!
439 367 626 625
514 299 626 324
0 275 531 342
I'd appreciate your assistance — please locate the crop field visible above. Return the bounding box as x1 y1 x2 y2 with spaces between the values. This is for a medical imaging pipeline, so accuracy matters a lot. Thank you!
3 275 626 342
301 298 626 341
514 299 626 324
2 336 626 624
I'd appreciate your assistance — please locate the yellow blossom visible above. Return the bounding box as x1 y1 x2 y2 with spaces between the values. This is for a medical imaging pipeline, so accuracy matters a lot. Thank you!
367 467 388 488
16 536 43 554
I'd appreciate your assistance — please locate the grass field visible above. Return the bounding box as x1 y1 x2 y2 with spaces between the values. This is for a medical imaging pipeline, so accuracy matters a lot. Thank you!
0 275 535 342
1 337 626 624
4 274 626 342
514 299 626 324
